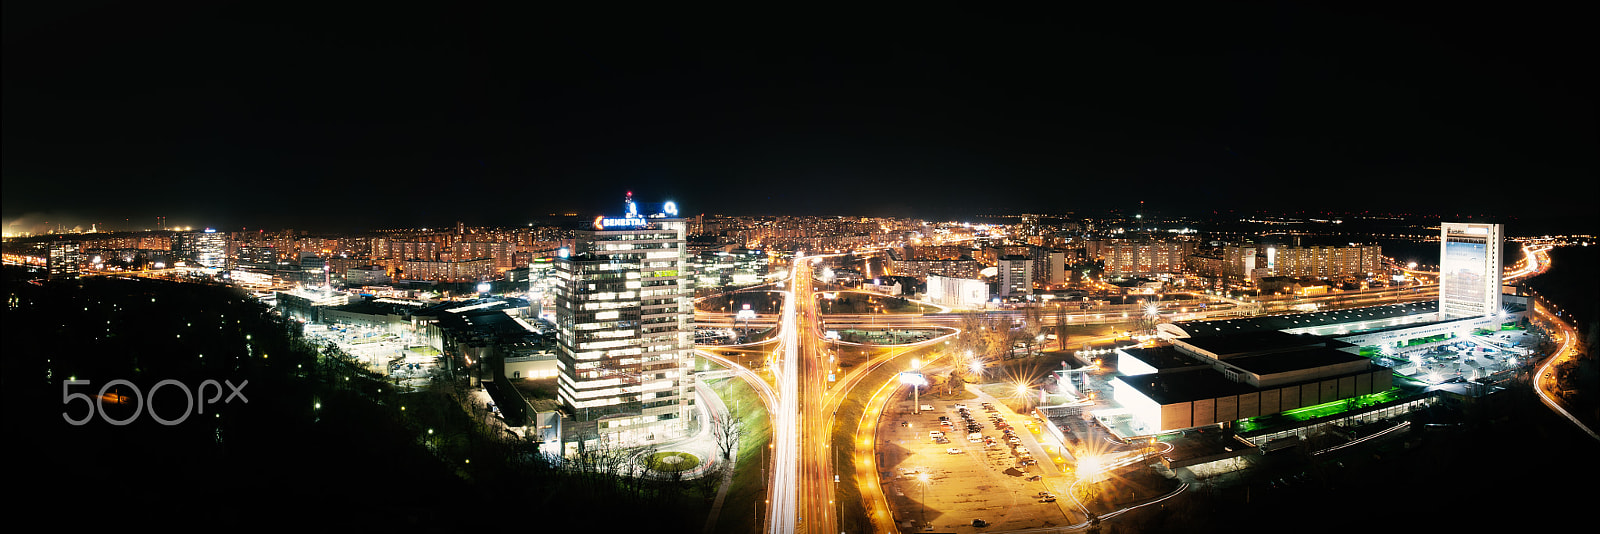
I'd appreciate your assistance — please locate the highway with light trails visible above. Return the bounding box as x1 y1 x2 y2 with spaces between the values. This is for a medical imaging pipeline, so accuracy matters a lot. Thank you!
698 241 1595 533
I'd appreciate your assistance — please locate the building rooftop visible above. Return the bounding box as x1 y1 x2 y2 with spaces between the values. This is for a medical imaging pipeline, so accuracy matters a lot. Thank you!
1177 330 1348 359
1119 345 1209 372
328 298 418 317
1224 347 1370 376
1117 371 1260 405
1173 301 1439 338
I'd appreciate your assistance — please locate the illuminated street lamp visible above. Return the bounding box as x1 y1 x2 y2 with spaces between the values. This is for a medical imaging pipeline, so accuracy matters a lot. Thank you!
1078 455 1104 483
903 358 927 414
917 472 931 530
735 304 757 341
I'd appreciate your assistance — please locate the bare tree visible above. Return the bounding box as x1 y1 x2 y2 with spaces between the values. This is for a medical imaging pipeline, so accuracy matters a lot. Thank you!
1018 304 1047 356
1133 299 1166 337
695 461 727 503
946 369 967 396
626 444 658 498
711 412 744 461
1054 300 1076 352
957 313 1009 369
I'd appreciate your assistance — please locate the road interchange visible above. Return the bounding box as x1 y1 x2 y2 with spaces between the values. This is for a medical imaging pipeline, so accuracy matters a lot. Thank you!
693 242 1594 534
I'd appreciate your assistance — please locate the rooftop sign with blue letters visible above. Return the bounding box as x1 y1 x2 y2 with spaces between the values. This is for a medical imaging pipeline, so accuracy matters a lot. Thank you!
592 192 680 229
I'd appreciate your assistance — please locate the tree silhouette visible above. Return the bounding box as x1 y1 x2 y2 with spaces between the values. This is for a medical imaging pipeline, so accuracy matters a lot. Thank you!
711 412 744 460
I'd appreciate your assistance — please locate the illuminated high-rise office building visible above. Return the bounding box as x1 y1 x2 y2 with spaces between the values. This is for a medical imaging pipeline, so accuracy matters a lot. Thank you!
553 194 695 447
191 228 228 269
47 240 81 280
1439 222 1503 319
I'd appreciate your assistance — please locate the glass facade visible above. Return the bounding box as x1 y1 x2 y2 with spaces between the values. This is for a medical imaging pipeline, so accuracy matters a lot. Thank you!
1439 223 1502 319
47 241 81 280
554 218 695 446
192 229 228 269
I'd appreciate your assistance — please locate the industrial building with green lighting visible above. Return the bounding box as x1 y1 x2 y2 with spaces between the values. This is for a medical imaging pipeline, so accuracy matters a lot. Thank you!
1098 294 1531 463
1069 221 1538 468
1113 331 1396 436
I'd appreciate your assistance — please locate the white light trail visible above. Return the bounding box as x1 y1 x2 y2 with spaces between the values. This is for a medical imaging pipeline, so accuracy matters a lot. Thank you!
768 255 802 534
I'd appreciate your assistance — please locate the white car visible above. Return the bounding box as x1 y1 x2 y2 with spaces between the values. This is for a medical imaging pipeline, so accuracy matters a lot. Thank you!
946 447 964 454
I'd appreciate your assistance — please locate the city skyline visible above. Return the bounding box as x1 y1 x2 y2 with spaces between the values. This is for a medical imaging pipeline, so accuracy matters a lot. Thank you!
7 5 1597 528
5 4 1595 233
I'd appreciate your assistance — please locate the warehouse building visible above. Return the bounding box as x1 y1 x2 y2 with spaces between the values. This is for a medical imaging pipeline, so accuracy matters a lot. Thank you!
1112 331 1392 435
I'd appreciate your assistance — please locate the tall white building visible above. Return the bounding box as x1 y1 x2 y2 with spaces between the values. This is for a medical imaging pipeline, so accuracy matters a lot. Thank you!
1439 222 1503 319
553 195 695 447
998 255 1033 297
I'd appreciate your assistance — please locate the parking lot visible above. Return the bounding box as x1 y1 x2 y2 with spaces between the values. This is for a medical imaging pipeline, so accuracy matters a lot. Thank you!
304 323 440 386
1395 329 1538 385
879 386 1082 532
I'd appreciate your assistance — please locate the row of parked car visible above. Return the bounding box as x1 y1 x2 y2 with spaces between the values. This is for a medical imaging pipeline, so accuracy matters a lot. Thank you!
979 403 1043 468
919 403 1056 530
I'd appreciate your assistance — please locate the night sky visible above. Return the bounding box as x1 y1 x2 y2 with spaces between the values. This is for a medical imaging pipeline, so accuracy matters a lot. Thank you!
4 3 1594 232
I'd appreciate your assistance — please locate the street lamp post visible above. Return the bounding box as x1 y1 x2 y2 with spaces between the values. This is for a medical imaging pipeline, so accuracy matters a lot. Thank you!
911 358 922 414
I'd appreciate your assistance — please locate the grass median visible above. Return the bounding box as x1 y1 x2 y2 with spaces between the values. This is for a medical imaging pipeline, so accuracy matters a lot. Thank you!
708 376 773 534
830 345 945 533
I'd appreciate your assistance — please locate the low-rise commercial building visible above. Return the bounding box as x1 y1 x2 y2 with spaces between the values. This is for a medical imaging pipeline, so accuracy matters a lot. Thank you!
926 274 989 309
1113 331 1392 434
